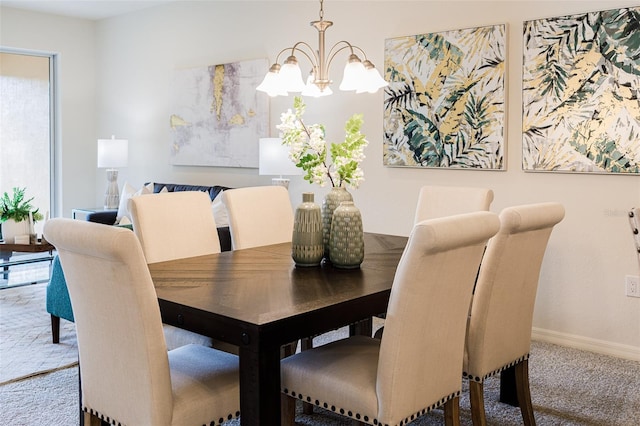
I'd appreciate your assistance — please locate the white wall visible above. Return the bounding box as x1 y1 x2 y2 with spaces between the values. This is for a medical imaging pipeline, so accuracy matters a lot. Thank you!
2 1 639 358
0 7 96 219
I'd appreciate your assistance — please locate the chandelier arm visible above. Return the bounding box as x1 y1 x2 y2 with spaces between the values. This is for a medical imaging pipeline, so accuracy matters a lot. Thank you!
290 41 320 69
274 48 292 64
325 41 356 75
350 45 368 60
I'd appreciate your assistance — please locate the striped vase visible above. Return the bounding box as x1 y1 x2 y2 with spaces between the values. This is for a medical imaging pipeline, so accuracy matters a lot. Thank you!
292 192 324 267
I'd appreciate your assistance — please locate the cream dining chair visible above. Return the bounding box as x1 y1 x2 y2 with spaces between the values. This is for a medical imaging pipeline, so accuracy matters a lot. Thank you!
281 211 501 426
221 185 298 356
221 185 294 250
129 190 224 350
414 185 494 223
43 218 240 426
129 190 221 264
463 202 565 426
373 184 495 340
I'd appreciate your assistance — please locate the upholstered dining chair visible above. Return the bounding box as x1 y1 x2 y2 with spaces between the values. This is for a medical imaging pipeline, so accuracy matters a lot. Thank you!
281 211 501 426
372 184 495 340
222 185 294 250
43 218 240 426
129 190 230 350
129 190 221 264
463 202 565 426
414 185 494 224
222 185 299 356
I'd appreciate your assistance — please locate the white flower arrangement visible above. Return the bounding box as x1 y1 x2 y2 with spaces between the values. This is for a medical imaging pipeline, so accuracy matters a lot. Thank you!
276 96 368 189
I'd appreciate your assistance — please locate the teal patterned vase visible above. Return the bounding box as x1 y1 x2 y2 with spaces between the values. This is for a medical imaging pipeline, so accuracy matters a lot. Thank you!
322 186 353 258
292 192 324 267
329 201 364 269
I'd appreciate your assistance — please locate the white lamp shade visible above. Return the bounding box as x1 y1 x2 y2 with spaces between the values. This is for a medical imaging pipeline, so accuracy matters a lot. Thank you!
356 66 389 94
302 75 333 98
97 137 128 168
339 60 367 91
256 71 288 97
259 138 302 176
279 62 306 93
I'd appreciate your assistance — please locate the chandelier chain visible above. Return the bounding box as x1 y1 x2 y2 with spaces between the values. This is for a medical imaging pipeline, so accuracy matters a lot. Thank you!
319 0 324 20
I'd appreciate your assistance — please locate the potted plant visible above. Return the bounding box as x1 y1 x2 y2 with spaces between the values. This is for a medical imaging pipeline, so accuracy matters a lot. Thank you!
1 187 44 243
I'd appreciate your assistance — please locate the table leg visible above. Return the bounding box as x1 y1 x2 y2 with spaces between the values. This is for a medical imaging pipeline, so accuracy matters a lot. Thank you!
499 365 519 407
239 342 282 425
1 252 10 280
349 318 372 337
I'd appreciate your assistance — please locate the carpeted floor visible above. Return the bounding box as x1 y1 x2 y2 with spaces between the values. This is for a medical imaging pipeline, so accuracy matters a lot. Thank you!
1 283 639 425
0 283 77 385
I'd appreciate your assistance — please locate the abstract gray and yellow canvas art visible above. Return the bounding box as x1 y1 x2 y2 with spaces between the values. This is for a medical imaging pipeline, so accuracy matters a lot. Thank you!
522 7 640 174
169 58 269 168
383 24 506 169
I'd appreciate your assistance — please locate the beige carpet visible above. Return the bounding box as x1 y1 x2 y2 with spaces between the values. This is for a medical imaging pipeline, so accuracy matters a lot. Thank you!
0 283 78 385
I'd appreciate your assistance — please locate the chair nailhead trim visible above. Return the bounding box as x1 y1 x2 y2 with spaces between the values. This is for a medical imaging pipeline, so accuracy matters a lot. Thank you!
463 354 529 383
85 405 239 426
282 388 460 426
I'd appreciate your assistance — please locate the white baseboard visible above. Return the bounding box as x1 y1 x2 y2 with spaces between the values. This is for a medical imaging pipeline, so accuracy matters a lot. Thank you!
532 327 640 362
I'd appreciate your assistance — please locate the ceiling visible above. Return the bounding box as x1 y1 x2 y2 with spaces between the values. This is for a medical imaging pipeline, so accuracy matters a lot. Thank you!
0 0 178 20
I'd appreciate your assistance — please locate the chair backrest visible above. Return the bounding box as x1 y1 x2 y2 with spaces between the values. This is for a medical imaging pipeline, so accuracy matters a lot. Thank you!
43 218 173 425
222 185 294 250
129 191 221 263
465 202 565 379
376 211 500 424
414 185 494 224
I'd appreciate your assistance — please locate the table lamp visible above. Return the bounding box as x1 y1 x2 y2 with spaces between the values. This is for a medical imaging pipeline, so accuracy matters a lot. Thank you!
97 136 128 209
258 138 302 189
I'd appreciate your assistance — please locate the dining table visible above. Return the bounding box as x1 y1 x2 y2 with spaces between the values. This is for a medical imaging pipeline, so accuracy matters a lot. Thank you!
148 232 408 425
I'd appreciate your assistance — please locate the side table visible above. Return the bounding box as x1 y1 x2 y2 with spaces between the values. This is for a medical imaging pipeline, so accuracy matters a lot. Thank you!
0 241 55 280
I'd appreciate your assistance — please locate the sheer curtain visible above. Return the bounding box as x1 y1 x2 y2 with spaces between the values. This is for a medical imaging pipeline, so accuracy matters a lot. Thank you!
0 51 53 236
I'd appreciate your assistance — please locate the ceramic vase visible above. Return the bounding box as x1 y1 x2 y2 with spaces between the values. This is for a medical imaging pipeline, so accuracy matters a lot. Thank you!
292 192 324 267
321 186 353 257
329 201 364 269
1 219 30 243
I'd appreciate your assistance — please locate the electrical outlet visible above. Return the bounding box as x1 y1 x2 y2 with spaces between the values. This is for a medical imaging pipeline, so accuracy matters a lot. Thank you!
626 275 640 298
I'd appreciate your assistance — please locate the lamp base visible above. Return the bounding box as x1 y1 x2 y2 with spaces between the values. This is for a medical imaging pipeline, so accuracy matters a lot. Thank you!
104 169 120 209
271 177 290 189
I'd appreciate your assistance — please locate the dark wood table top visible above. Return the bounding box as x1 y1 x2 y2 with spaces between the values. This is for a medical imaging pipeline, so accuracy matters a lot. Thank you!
148 232 407 425
151 232 407 328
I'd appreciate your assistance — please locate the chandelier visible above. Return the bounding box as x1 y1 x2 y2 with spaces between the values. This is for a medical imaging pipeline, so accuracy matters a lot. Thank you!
256 0 388 98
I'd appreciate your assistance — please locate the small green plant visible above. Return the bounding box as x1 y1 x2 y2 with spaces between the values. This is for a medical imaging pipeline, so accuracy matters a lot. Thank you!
0 187 44 223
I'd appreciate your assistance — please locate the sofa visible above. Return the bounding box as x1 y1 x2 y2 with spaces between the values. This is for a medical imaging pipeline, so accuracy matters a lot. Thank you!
46 182 233 343
85 182 233 252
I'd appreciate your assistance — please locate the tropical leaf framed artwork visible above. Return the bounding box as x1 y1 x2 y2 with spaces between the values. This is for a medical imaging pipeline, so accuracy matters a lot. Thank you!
522 7 640 174
383 24 506 169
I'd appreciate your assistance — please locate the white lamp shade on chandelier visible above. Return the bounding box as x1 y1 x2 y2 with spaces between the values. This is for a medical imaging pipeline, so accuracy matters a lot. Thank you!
259 138 302 188
97 136 128 209
256 0 388 98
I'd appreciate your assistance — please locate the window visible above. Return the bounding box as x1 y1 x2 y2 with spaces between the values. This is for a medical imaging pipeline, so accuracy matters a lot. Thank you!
0 50 56 235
